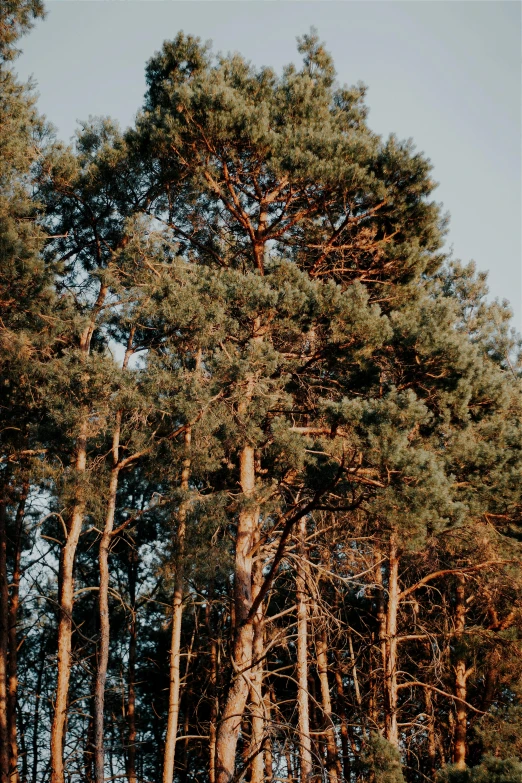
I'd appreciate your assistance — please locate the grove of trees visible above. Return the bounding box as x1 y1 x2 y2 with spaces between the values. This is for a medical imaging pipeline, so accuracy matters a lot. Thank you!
1 3 521 783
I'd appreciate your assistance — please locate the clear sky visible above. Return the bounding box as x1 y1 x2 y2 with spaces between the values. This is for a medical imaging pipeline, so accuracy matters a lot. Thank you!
16 0 521 330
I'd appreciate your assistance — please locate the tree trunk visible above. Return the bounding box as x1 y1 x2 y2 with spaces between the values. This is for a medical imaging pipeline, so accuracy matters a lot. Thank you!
453 576 468 770
296 517 312 783
384 535 399 747
481 661 498 713
368 633 377 729
0 499 10 783
126 607 137 783
333 663 351 783
249 532 265 783
179 709 190 783
285 746 294 783
31 643 46 783
50 445 87 783
374 543 386 734
93 445 121 783
163 428 191 783
94 328 136 783
17 704 27 783
263 686 274 783
348 632 361 710
215 443 258 783
51 283 107 783
7 483 28 783
126 537 139 783
84 705 94 783
425 687 437 776
207 601 218 783
316 628 341 783
216 329 262 783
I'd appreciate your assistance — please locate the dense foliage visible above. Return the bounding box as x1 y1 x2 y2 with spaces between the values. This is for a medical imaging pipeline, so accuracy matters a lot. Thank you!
1 6 521 783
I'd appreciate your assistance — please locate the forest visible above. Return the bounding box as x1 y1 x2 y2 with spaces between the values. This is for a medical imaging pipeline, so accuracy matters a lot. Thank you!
1 2 521 783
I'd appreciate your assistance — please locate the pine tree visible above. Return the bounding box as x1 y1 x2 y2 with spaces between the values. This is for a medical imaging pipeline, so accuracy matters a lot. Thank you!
361 733 406 783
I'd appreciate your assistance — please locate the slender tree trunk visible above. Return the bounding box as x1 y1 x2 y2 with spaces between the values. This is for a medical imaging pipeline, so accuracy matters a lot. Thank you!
285 746 294 783
333 664 351 783
126 606 137 783
94 329 136 783
374 544 386 733
125 544 138 783
481 661 498 712
384 535 399 747
368 633 377 729
296 517 312 782
84 707 94 783
50 430 87 783
425 687 437 776
316 628 341 783
249 533 265 783
263 685 274 783
215 443 258 783
51 283 107 783
179 709 190 783
7 483 28 783
31 643 46 783
109 719 115 783
216 322 263 783
453 576 468 770
163 428 192 783
0 499 10 783
348 633 361 711
17 705 27 783
93 437 121 783
207 601 218 783
308 675 320 772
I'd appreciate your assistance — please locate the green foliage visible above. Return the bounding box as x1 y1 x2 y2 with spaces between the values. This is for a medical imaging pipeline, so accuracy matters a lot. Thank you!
475 706 522 759
130 28 445 291
360 733 406 783
437 757 522 783
0 0 44 61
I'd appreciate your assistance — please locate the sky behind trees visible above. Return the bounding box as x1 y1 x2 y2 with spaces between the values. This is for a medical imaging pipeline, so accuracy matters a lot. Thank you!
16 0 522 329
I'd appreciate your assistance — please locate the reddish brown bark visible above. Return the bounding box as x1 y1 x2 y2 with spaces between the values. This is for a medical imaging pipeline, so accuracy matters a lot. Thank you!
384 535 399 747
316 628 341 783
425 687 437 775
374 544 387 728
333 663 351 782
126 604 137 783
206 601 218 783
263 686 274 783
296 517 312 782
7 483 28 783
453 576 469 770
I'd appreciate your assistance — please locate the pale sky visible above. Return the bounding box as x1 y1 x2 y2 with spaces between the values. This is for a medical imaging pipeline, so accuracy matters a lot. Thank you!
16 0 521 329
